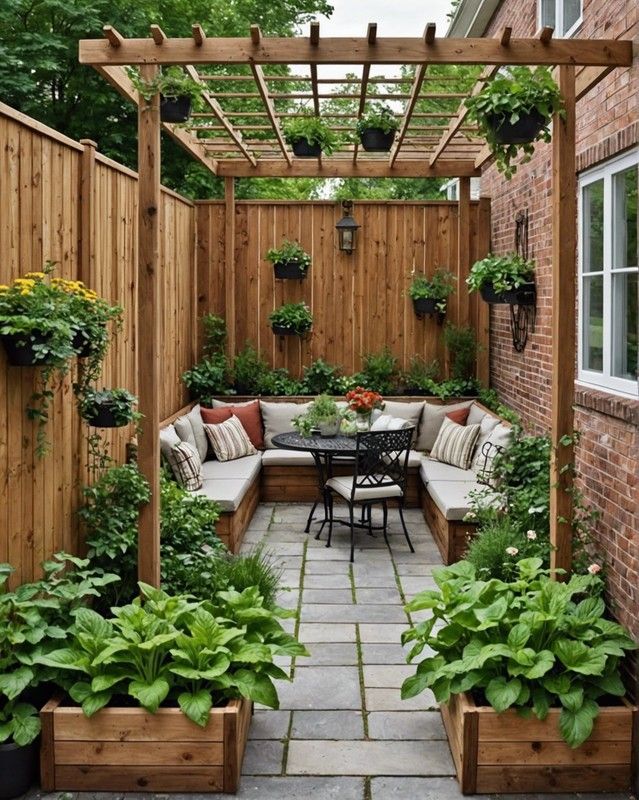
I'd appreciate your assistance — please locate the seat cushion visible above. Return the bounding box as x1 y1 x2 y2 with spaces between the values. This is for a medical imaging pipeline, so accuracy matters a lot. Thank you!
420 458 476 483
406 450 422 469
260 400 312 447
261 449 317 467
416 400 474 452
200 454 262 482
326 475 403 502
201 400 264 449
192 478 252 512
427 480 486 521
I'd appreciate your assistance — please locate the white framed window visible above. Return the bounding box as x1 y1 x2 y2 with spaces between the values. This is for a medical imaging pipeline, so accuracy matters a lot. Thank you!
538 0 582 37
578 150 638 397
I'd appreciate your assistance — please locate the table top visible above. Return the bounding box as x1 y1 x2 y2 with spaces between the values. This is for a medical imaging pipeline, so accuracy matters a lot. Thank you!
272 431 360 454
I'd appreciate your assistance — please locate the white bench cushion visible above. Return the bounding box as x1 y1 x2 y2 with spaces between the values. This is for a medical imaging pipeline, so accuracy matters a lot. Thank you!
261 449 317 467
426 480 486 521
327 475 403 502
193 478 252 512
200 454 262 482
420 458 476 483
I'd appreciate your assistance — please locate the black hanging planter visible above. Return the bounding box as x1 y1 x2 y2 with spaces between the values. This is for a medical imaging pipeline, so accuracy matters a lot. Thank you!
84 400 129 428
160 95 192 123
273 260 308 280
412 297 439 316
291 138 322 158
502 282 537 306
0 331 57 366
479 283 510 304
271 324 304 337
359 127 396 152
0 741 39 800
484 109 546 144
71 327 103 358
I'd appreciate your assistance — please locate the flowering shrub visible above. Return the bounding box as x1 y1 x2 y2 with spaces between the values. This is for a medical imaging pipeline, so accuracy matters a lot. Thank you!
345 386 383 414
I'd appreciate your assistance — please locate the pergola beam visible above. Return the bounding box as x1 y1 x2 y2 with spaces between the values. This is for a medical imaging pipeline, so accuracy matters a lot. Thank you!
215 159 481 177
352 23 377 164
251 63 293 165
310 22 320 115
79 36 632 67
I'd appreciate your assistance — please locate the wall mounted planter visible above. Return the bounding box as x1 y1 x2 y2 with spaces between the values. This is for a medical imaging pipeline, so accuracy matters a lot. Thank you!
273 260 308 280
83 401 129 428
160 95 192 123
0 332 56 366
271 324 307 337
290 138 321 158
485 109 546 145
359 127 395 152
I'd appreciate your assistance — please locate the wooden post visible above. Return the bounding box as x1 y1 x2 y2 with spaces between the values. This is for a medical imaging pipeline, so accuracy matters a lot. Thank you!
224 176 236 358
550 65 576 576
476 196 491 385
136 64 161 588
457 176 471 326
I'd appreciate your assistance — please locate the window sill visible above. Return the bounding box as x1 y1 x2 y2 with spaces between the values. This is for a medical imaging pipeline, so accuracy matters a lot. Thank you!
574 383 639 425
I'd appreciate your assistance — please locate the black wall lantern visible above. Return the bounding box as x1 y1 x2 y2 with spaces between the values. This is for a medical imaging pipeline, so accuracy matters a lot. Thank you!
335 200 360 254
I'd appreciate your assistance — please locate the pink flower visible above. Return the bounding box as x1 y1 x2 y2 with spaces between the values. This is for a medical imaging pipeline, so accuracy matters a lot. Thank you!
506 547 519 556
587 563 602 575
526 530 537 540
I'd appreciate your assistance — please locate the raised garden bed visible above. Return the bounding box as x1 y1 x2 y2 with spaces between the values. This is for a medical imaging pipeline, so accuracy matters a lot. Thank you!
441 692 637 795
40 696 252 794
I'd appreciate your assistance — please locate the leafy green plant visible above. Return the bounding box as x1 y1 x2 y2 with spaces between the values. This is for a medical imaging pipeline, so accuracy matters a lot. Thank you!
443 323 479 381
402 558 636 748
400 355 440 393
355 103 399 135
431 377 482 399
269 302 313 334
407 269 456 312
465 67 564 178
467 253 535 295
79 387 140 428
40 583 307 722
202 314 227 356
355 347 400 395
233 344 270 394
204 546 282 610
182 352 230 404
128 66 204 104
476 387 521 426
465 515 551 581
301 358 343 395
293 394 343 436
266 239 311 272
283 114 340 155
259 367 304 396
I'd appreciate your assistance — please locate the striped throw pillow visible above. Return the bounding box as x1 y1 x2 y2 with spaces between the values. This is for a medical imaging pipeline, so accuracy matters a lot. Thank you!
170 441 203 490
431 417 481 470
204 415 257 462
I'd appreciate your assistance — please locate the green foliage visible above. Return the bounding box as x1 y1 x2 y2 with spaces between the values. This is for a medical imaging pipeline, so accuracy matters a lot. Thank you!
293 394 342 436
128 66 203 103
79 387 140 427
407 269 456 310
39 583 307 721
476 387 521 426
401 558 637 748
233 344 270 394
443 323 479 381
355 103 399 135
431 377 482 399
259 368 304 396
202 545 282 610
467 253 535 295
202 314 227 356
265 239 312 272
283 113 341 155
269 302 313 334
182 353 230 404
465 516 551 581
301 358 343 395
0 553 119 745
465 67 564 178
355 347 401 395
400 356 440 393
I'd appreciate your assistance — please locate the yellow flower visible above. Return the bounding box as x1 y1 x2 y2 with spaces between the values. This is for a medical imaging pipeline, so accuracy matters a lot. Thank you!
20 288 31 295
25 271 45 279
0 285 9 292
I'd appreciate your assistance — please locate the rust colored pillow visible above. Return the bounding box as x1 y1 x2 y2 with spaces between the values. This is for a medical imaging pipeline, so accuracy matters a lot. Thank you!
446 407 470 426
201 401 264 449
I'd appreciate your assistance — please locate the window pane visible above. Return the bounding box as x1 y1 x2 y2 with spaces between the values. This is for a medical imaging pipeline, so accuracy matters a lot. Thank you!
613 166 638 268
583 179 604 272
540 0 556 28
612 272 638 380
583 275 604 371
563 0 581 33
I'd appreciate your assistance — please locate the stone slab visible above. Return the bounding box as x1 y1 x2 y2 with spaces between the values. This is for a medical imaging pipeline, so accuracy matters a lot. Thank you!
291 710 365 740
363 664 414 688
303 573 353 590
277 666 361 710
370 776 463 799
357 586 402 604
303 589 354 604
361 643 411 665
242 739 284 775
302 603 406 624
302 642 359 666
366 687 437 712
249 709 291 740
358 624 407 643
298 623 357 643
367 711 447 741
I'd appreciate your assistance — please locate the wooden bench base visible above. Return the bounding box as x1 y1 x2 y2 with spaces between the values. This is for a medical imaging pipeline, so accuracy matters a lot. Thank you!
421 487 478 565
215 479 259 554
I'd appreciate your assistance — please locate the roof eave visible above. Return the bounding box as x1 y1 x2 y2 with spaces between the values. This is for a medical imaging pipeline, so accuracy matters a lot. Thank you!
446 0 503 38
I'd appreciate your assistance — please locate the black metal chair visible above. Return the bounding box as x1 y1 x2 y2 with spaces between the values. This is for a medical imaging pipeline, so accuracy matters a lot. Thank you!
324 427 415 562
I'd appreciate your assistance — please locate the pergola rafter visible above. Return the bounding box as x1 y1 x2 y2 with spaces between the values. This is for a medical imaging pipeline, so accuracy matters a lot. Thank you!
78 23 633 588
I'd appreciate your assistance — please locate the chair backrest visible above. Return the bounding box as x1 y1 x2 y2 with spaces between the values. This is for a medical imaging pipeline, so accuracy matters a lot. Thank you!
351 427 414 498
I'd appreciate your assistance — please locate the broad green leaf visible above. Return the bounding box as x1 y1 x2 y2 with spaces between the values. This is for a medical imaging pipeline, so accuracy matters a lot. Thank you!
475 596 508 628
11 705 41 746
592 671 626 696
559 698 599 748
81 691 111 717
178 689 212 727
233 643 272 663
532 686 550 720
523 650 554 680
37 647 84 670
232 670 279 709
553 640 607 675
401 672 431 700
573 597 605 622
69 681 93 704
91 674 126 692
558 685 584 713
0 666 34 700
485 677 522 712
507 623 531 650
129 677 170 713
0 721 13 742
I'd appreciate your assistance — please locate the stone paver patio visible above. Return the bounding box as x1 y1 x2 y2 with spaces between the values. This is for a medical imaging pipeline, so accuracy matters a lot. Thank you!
28 502 632 800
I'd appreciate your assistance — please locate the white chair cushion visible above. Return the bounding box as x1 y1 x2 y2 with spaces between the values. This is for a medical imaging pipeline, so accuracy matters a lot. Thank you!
260 400 312 448
427 480 486 521
326 475 403 502
416 400 474 452
261 449 317 467
420 458 476 483
200 454 262 482
192 477 252 512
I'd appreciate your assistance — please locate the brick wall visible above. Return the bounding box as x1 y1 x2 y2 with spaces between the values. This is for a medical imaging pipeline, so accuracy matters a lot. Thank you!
480 0 639 642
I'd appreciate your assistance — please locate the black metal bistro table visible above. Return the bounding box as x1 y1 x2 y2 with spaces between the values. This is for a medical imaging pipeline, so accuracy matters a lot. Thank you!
271 431 360 537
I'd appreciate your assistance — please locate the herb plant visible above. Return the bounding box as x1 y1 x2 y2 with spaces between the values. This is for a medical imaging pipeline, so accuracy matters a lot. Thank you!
301 358 343 395
183 353 230 404
269 302 313 334
443 323 479 381
283 114 340 156
293 394 342 436
465 66 564 177
233 344 270 394
354 347 400 395
465 515 551 581
467 253 535 295
266 240 312 272
402 558 636 748
260 367 304 396
355 103 399 135
408 268 456 312
202 314 227 356
129 66 204 104
400 355 440 393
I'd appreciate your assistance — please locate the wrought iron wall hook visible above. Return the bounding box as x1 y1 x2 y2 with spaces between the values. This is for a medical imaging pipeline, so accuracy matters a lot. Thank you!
509 209 536 351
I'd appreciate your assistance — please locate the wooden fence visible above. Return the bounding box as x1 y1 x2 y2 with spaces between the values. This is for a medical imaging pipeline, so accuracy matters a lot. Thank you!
0 103 196 584
196 198 490 377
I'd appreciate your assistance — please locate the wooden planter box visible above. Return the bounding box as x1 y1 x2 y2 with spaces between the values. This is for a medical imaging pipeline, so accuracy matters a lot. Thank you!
441 692 637 795
40 696 252 793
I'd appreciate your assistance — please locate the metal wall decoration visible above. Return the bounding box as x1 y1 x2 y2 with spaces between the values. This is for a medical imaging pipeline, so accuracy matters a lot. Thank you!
510 209 536 352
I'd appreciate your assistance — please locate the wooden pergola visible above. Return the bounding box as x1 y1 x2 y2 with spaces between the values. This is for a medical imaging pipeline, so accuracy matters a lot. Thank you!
78 24 633 587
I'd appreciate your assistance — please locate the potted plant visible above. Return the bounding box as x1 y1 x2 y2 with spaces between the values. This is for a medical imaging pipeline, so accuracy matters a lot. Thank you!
293 394 343 437
39 583 308 793
355 104 399 152
129 66 204 123
79 387 140 428
345 386 384 430
269 302 313 337
402 558 638 794
407 268 456 317
467 253 536 304
399 355 439 396
465 67 564 178
266 239 312 280
283 114 340 157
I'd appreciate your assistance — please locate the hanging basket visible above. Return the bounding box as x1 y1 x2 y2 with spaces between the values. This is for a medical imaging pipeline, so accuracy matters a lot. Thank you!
84 400 130 429
273 260 308 280
502 282 536 306
72 326 104 358
291 138 322 158
271 323 305 337
0 331 58 366
484 109 546 145
160 95 192 123
359 127 396 152
479 283 510 304
412 297 440 316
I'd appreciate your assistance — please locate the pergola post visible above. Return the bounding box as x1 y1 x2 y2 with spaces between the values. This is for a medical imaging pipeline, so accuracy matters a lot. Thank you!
224 176 236 358
549 65 577 576
456 176 471 326
137 64 161 588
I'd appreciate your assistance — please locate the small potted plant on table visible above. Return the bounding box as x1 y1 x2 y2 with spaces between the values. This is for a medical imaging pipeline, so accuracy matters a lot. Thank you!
269 302 313 337
467 253 536 305
129 66 204 123
80 387 140 428
408 268 456 318
283 114 339 157
266 240 312 280
356 104 399 152
465 67 564 178
293 394 343 437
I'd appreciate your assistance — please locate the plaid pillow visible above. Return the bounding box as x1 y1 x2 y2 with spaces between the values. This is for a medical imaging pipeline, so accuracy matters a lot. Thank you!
170 441 202 490
204 415 257 462
431 417 480 470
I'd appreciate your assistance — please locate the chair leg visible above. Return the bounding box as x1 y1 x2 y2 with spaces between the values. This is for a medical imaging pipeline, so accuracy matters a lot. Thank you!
382 501 389 545
306 500 318 534
349 503 356 563
367 503 374 537
397 501 415 553
326 493 334 549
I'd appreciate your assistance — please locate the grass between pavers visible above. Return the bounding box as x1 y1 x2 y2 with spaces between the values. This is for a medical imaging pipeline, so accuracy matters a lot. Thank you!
354 623 370 738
